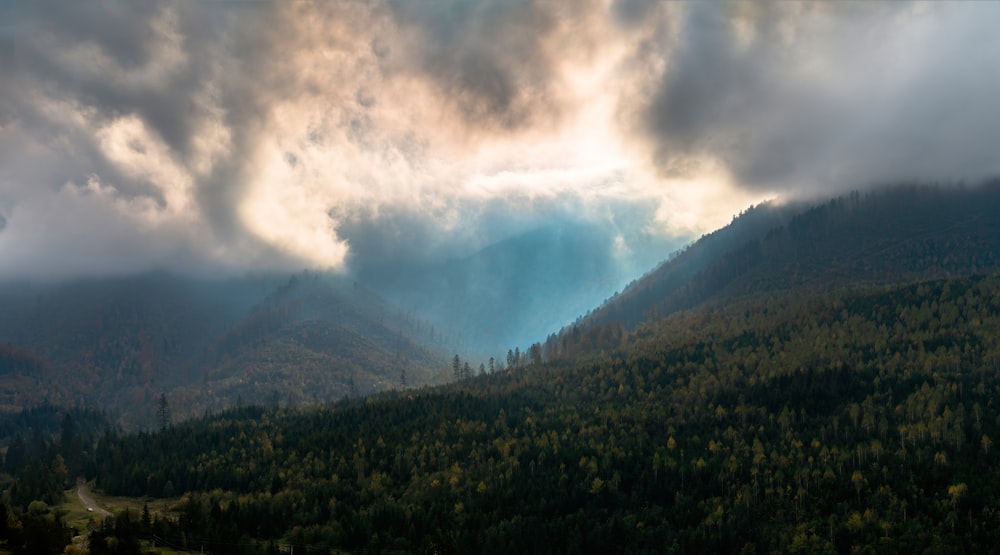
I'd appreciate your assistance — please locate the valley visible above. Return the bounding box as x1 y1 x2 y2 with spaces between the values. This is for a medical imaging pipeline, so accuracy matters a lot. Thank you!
3 184 1000 553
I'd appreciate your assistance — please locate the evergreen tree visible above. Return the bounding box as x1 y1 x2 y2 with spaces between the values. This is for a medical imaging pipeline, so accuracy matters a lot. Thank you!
156 394 170 431
529 343 542 366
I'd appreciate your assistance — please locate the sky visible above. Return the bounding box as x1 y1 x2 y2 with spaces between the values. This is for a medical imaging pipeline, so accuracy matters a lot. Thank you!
1 1 999 281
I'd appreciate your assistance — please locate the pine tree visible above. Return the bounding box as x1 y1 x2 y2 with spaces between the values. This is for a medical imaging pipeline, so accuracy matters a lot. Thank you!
157 393 170 431
529 343 542 366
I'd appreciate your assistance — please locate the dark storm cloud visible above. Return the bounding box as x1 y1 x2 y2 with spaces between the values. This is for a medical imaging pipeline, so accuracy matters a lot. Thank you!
10 2 193 156
0 1 306 278
610 0 658 29
385 0 582 132
636 2 1000 193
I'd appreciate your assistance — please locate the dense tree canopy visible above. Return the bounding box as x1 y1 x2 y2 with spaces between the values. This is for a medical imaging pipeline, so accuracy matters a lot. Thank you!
72 275 1000 554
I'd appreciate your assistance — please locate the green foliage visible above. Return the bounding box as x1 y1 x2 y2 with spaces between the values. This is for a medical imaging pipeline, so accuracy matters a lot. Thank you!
0 499 73 555
88 510 143 555
87 275 1000 553
0 407 107 523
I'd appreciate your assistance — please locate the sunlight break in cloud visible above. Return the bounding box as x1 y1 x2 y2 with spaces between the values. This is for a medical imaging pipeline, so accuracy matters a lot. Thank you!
0 1 997 280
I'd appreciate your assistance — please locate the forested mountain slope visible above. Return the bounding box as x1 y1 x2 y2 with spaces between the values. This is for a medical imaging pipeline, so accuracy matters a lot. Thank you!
0 272 447 423
564 183 1000 347
169 273 449 415
83 274 1000 554
0 273 263 414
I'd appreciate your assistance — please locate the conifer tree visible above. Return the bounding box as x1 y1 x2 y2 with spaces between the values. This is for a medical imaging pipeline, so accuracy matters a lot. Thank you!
157 393 170 431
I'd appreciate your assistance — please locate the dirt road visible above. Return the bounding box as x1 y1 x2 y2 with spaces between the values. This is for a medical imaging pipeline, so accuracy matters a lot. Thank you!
76 479 112 518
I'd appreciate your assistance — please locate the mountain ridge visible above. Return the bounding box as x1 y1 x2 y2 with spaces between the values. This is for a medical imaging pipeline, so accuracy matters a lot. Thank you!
2 182 998 424
0 271 448 425
549 182 1000 359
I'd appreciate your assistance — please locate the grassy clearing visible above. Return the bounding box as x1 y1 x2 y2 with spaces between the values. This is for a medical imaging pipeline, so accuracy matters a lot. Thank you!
55 484 271 554
57 481 182 537
139 541 191 555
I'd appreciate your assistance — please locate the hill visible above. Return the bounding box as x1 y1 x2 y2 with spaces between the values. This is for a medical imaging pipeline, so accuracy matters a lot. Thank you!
0 272 448 424
81 273 1000 553
549 183 1000 358
169 273 449 415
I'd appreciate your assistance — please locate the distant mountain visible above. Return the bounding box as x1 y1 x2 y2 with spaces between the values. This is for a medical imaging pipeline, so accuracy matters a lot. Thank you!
0 343 55 413
0 272 447 425
362 222 681 357
552 182 1000 357
171 273 449 415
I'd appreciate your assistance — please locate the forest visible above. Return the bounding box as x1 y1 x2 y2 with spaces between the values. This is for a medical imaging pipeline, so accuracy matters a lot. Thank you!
4 273 1000 553
574 184 1000 335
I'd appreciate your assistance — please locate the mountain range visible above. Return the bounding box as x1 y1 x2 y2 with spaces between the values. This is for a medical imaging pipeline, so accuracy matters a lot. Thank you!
0 272 448 426
1 182 998 425
356 221 681 356
5 181 1000 553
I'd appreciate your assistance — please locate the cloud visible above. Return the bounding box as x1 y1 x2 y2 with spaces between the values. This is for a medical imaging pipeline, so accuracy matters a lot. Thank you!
0 1 996 282
385 0 566 132
632 2 1000 193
